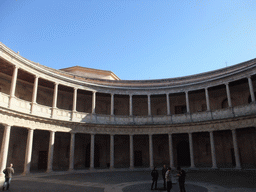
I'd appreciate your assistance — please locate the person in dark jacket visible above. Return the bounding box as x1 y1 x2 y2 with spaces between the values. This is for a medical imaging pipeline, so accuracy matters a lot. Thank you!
177 166 186 192
151 167 159 190
161 164 167 189
2 163 14 191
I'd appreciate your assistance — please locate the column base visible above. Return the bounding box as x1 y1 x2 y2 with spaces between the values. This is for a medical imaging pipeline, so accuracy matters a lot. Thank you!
46 169 53 173
22 171 30 176
68 168 74 172
109 166 115 170
129 166 134 170
211 166 218 169
234 166 242 170
89 167 95 171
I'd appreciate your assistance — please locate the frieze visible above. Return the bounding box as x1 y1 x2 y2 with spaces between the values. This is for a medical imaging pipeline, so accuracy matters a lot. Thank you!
0 107 256 135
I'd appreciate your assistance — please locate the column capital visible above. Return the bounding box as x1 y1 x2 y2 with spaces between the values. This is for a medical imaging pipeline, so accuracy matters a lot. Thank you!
73 87 78 90
225 82 229 86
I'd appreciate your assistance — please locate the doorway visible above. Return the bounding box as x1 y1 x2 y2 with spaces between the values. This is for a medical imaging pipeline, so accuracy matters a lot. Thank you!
38 151 48 170
134 150 143 167
85 144 100 168
177 141 191 167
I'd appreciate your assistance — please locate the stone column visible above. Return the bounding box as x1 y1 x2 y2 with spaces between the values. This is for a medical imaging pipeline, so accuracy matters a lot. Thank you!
149 134 154 169
23 128 34 175
188 132 195 168
148 94 151 116
31 75 39 113
110 134 114 169
111 94 114 116
92 91 96 114
225 83 232 107
205 88 211 111
209 131 217 169
47 131 55 172
185 91 190 113
0 125 11 177
129 94 133 116
72 88 77 112
168 134 174 169
71 88 77 121
69 133 75 171
129 134 134 169
9 66 18 107
248 77 255 102
166 93 171 115
90 134 95 170
51 83 58 117
231 129 241 169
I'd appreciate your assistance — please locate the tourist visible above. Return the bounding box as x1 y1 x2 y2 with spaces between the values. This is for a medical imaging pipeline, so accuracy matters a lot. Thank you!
165 167 172 192
2 163 14 191
151 166 159 190
162 164 167 189
177 166 186 192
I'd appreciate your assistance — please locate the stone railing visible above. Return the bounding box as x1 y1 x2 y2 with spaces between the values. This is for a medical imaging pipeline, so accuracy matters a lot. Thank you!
1 92 256 125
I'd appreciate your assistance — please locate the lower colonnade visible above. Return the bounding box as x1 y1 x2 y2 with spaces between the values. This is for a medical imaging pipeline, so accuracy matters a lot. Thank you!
1 114 255 177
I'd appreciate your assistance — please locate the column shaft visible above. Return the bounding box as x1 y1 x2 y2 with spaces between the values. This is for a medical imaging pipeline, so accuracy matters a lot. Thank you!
188 133 195 168
148 95 151 116
168 134 174 169
129 95 133 116
129 135 134 169
52 83 58 108
32 76 39 103
149 134 154 169
205 88 211 111
9 66 18 108
10 66 18 97
0 125 11 177
166 94 170 115
110 134 114 169
72 88 77 112
185 91 190 113
23 129 34 175
90 134 95 169
209 131 217 169
248 77 255 102
47 131 55 172
111 94 114 115
92 92 96 114
225 83 232 107
69 133 75 171
232 129 241 169
31 76 39 113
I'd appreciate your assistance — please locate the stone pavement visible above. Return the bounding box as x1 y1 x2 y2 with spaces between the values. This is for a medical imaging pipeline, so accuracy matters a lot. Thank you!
3 168 256 192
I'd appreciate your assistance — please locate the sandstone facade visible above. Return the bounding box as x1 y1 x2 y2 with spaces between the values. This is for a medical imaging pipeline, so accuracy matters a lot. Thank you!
0 42 256 175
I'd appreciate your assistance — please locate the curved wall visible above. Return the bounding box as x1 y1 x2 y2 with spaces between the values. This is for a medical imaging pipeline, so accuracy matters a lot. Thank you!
0 42 256 174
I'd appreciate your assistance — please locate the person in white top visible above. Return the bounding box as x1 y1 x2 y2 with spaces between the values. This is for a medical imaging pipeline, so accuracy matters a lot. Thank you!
165 167 172 192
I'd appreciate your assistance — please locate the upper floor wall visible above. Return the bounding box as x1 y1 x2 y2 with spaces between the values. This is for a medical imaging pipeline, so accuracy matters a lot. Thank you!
1 42 256 125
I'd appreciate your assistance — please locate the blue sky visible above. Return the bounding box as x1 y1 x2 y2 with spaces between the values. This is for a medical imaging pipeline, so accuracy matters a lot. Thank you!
1 0 256 80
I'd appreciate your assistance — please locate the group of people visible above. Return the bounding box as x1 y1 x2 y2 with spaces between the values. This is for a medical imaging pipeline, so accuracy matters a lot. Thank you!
151 164 186 192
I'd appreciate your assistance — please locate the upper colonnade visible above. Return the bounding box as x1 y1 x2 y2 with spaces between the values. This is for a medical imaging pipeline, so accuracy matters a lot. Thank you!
1 42 256 126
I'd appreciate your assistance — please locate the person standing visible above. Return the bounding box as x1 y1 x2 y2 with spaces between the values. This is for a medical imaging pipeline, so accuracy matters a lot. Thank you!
162 164 167 189
165 167 172 192
177 166 186 192
2 163 14 191
151 167 159 190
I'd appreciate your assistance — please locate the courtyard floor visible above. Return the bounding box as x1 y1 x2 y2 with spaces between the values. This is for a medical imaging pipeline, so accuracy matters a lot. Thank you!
5 168 256 192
